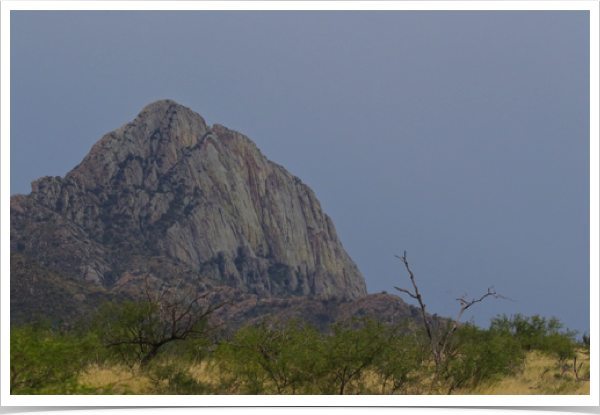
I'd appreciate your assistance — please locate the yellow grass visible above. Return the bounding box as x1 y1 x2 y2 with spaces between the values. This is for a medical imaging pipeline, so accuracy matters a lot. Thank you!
459 351 590 395
78 351 590 395
79 364 152 394
188 360 221 388
80 360 221 394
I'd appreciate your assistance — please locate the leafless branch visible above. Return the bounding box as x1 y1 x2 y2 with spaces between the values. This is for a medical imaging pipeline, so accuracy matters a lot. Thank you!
573 355 590 381
394 253 435 364
394 251 510 372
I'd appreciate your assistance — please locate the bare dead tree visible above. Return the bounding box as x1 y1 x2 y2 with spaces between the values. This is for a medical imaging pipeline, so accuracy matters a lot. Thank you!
572 355 590 381
96 277 234 368
394 252 510 368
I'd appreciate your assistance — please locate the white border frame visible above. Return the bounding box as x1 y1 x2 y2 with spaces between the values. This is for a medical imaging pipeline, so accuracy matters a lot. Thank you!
1 1 600 406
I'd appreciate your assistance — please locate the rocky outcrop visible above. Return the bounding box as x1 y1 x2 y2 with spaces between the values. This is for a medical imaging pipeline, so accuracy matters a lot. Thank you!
221 292 440 332
11 99 367 300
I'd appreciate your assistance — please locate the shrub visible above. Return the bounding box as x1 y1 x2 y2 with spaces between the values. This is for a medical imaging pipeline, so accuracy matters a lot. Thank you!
216 319 321 394
10 320 98 394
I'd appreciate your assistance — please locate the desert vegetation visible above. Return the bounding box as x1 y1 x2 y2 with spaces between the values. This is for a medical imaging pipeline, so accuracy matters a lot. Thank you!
10 303 589 395
10 254 590 395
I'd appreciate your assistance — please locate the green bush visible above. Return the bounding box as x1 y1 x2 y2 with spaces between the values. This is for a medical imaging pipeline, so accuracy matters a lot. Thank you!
216 319 321 394
489 314 577 360
436 322 521 394
216 316 419 395
314 317 403 394
10 320 98 394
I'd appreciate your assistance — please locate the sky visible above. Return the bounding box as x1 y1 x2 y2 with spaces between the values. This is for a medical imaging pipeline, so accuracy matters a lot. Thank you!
9 9 593 335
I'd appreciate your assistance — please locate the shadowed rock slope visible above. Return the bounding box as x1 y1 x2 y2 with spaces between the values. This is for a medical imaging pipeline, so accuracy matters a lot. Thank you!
11 100 367 303
221 292 447 332
10 248 437 332
10 252 122 324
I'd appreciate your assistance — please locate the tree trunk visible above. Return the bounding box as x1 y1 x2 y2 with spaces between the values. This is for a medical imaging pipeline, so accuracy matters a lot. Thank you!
140 345 161 367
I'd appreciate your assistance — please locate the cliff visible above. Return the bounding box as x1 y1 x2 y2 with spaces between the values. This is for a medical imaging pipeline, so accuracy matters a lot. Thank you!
10 99 367 300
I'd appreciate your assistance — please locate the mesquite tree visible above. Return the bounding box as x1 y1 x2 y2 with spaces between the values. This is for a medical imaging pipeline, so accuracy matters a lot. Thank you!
93 279 233 368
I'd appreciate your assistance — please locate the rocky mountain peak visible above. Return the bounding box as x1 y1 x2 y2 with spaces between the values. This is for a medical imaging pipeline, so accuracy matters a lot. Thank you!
64 99 210 189
11 100 368 300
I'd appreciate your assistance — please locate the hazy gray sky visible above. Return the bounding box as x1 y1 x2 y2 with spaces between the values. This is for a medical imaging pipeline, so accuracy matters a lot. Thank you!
10 10 591 334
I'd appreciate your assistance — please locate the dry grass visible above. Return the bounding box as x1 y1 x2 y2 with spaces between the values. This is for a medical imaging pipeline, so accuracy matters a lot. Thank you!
188 360 221 387
78 351 590 395
454 351 590 395
79 364 153 394
80 360 222 394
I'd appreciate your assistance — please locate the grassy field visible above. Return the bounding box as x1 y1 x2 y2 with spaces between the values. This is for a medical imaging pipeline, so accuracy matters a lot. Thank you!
13 312 589 395
78 350 590 395
464 351 590 395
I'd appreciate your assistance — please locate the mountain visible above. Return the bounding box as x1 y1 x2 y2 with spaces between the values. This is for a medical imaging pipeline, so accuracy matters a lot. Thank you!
10 252 120 324
221 292 444 332
10 99 367 305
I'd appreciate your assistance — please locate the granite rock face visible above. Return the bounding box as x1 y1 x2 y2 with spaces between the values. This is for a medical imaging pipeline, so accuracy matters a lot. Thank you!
11 100 367 299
